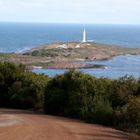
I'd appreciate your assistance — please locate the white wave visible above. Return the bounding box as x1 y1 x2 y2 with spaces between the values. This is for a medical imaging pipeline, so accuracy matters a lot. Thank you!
33 66 43 69
15 47 31 54
104 66 112 69
87 40 94 42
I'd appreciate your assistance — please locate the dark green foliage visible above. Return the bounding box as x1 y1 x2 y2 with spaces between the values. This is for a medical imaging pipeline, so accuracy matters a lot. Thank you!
82 95 113 125
9 72 48 109
1 62 140 133
110 76 139 108
44 70 140 132
0 62 25 106
136 78 140 96
44 70 97 118
0 62 48 109
44 70 114 125
113 97 140 131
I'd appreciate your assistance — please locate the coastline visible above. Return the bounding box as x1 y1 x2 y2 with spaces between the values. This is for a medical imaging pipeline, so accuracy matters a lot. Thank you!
1 42 140 69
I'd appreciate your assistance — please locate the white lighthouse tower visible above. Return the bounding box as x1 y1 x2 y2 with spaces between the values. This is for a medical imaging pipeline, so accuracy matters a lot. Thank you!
82 29 87 43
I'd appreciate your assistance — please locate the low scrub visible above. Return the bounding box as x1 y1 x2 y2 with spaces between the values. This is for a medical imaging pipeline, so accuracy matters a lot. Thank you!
0 62 140 133
44 70 140 132
0 62 48 109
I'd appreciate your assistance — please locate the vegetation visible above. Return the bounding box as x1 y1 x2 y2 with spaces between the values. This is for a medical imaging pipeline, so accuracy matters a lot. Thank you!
1 42 140 69
44 71 140 132
0 62 48 109
0 62 140 133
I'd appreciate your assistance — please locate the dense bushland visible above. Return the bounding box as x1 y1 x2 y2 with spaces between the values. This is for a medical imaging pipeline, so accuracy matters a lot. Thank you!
0 62 140 132
44 70 140 132
0 62 48 109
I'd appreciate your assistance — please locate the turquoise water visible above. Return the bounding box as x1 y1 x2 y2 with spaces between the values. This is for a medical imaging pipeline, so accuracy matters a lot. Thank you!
0 22 140 78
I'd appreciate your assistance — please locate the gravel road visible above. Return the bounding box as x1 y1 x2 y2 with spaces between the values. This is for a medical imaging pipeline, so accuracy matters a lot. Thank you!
0 109 138 140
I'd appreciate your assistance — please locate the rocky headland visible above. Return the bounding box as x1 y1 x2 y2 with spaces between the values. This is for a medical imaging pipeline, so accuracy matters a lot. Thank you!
1 42 140 69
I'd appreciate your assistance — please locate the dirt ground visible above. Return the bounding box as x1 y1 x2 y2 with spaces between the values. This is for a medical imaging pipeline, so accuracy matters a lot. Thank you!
0 109 139 140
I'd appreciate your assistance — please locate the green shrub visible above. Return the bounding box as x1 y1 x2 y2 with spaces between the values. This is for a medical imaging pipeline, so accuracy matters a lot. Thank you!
0 62 25 106
82 95 113 125
0 62 48 109
1 62 140 132
9 72 48 109
44 70 96 117
44 70 113 125
44 70 140 131
114 97 140 131
109 76 139 108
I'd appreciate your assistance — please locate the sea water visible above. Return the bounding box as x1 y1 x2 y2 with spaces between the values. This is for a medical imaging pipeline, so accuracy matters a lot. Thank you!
32 55 140 79
0 22 140 78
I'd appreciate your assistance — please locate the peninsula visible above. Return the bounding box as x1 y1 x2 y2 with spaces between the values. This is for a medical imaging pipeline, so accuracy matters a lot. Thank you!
1 42 140 69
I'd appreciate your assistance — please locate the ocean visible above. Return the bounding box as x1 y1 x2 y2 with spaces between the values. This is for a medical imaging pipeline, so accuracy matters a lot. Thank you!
0 22 140 78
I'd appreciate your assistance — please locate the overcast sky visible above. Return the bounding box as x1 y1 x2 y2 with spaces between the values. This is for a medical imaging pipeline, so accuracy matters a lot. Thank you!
0 0 140 24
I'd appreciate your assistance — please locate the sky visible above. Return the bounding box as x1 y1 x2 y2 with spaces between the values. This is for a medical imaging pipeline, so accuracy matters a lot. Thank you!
0 0 140 24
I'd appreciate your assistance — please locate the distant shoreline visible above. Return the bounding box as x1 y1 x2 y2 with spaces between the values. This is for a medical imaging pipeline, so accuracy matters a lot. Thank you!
1 42 140 69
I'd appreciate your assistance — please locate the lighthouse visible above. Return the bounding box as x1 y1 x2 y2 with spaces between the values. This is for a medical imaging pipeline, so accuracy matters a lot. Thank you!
82 29 87 43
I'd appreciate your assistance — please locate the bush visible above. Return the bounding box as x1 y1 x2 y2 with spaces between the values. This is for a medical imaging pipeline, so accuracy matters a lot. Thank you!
81 94 113 125
109 76 139 108
1 62 140 132
9 72 48 109
0 62 25 106
44 70 113 125
44 70 140 131
44 70 96 117
0 62 48 109
114 97 140 131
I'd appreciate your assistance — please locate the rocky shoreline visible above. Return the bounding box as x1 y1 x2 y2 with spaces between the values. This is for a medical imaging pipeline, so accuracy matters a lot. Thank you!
1 42 140 69
45 61 105 69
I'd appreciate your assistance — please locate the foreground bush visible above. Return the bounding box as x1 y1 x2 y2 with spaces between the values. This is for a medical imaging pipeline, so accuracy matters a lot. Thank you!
0 62 48 109
114 97 140 131
0 62 25 106
0 62 140 133
44 70 140 132
44 70 97 117
44 70 113 125
82 95 113 125
9 72 48 109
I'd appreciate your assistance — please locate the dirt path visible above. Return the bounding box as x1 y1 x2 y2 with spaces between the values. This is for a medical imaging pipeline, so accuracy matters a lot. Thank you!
0 109 139 140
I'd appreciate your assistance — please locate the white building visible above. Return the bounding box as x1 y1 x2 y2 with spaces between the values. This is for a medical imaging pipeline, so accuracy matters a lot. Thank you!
82 29 87 43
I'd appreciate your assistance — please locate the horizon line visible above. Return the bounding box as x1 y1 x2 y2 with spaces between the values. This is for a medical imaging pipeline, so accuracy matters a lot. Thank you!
0 21 140 26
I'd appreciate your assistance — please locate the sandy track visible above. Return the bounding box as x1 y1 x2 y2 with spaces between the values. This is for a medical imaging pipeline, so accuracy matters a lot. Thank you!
0 109 138 140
